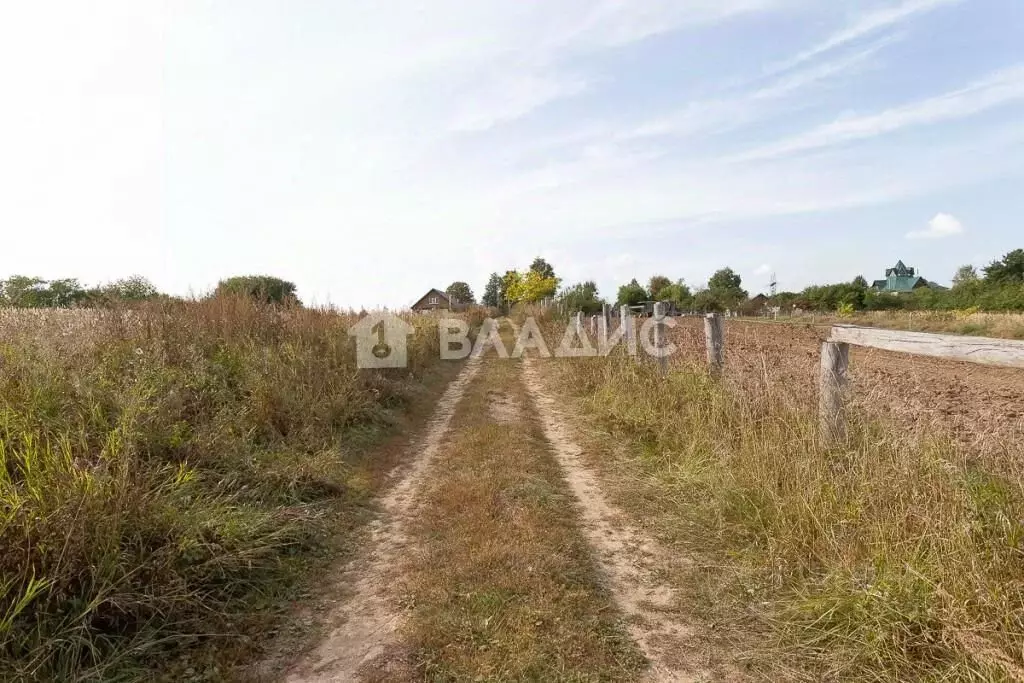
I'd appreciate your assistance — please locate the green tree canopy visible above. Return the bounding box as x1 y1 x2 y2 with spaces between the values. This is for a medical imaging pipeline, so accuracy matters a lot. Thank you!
647 275 671 300
952 264 979 288
445 281 475 305
706 267 747 309
657 279 693 309
214 275 299 305
0 276 87 308
481 273 502 307
101 275 160 301
559 281 604 314
616 279 648 306
708 267 743 292
983 249 1024 284
529 257 556 280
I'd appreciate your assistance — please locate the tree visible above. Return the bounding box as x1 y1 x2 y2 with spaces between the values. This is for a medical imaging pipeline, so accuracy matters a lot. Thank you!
1 276 48 307
214 275 299 304
692 288 723 313
445 281 475 305
982 250 1024 284
103 275 159 301
952 264 979 288
529 257 556 280
616 279 648 306
481 273 502 308
559 281 604 314
658 279 693 309
0 276 86 308
506 269 558 304
706 267 747 310
708 267 742 292
648 275 671 300
47 279 88 308
852 275 869 289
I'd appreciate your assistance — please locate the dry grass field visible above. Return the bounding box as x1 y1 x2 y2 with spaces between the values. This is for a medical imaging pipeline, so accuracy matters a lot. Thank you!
0 300 453 681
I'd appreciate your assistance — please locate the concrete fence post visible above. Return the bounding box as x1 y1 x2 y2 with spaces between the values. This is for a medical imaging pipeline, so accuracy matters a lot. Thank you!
819 341 850 443
704 313 724 375
654 302 668 375
620 305 635 357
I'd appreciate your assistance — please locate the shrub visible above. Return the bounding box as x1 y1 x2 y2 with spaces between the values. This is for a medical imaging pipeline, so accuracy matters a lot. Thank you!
213 275 299 305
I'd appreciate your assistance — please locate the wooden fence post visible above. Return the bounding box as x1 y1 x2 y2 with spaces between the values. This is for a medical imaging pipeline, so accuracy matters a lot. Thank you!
575 311 583 335
819 341 849 443
704 313 724 374
602 303 611 332
654 302 668 375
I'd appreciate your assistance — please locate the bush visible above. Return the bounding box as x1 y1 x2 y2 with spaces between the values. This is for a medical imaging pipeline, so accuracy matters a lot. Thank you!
213 275 299 305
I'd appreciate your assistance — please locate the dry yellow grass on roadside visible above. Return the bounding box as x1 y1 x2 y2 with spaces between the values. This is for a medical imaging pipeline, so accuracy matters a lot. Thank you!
541 351 1024 682
397 354 646 681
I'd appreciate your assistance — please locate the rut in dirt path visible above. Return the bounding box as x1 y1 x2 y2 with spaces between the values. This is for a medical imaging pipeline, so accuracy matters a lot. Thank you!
285 358 481 683
522 360 723 683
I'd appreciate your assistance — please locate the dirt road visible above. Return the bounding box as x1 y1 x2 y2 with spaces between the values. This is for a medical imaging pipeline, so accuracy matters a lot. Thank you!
278 354 724 682
285 357 482 682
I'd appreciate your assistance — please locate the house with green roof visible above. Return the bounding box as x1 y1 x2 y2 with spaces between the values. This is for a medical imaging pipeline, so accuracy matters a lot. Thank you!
870 260 944 294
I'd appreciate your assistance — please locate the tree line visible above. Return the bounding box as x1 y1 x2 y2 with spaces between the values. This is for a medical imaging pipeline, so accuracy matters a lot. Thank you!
469 248 1024 316
775 249 1024 313
0 275 300 308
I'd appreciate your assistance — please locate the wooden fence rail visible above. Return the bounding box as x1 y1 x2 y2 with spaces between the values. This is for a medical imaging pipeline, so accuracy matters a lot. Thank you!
820 325 1024 443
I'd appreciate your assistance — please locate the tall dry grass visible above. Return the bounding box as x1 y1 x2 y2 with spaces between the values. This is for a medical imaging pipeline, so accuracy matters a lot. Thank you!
550 344 1024 680
0 299 443 680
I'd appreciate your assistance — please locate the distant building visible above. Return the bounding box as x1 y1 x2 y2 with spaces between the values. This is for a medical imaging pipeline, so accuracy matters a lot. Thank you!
410 288 469 312
870 260 944 294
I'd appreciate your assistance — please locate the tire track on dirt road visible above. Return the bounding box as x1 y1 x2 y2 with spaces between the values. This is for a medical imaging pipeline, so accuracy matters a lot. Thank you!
284 357 481 683
522 359 727 683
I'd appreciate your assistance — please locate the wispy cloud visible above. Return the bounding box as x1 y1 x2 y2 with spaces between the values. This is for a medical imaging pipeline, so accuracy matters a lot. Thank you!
907 212 964 239
450 74 590 132
767 0 961 76
613 36 895 143
731 64 1024 161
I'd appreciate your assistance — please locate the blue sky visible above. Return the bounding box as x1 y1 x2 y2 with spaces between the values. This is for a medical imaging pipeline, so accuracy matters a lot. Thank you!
1 1 1023 307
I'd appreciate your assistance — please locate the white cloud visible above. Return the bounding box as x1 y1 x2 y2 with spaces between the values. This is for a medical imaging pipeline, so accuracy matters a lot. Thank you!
731 64 1024 161
767 0 961 75
754 264 772 275
906 212 964 239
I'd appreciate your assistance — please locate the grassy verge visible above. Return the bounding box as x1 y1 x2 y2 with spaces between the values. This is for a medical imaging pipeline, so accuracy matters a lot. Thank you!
0 298 454 681
400 354 645 681
543 355 1024 681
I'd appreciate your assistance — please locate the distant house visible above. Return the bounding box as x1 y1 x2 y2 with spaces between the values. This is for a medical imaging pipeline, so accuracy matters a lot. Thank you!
410 288 469 313
870 260 944 294
740 293 769 315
